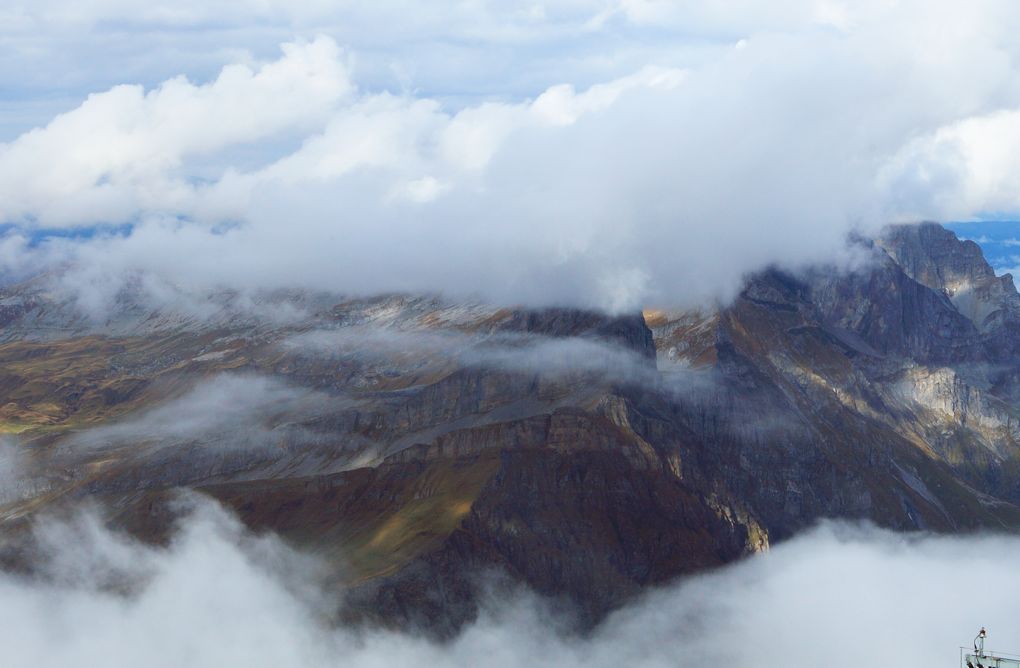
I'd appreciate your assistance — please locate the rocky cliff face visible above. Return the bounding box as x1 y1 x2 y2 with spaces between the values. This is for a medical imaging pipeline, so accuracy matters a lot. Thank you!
646 224 1020 533
3 222 1020 635
877 223 1020 333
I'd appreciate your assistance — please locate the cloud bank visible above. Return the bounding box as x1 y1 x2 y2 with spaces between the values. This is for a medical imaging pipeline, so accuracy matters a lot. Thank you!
1 503 1015 668
5 2 1020 312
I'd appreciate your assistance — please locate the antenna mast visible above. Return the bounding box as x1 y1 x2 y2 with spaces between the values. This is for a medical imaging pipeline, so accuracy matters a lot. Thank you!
964 628 1020 668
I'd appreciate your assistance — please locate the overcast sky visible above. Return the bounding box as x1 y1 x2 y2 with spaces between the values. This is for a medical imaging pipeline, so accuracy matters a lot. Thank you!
4 1 1020 311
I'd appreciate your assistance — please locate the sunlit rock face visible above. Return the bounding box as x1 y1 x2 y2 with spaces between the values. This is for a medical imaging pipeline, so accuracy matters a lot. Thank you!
648 224 1020 535
877 222 1020 333
4 222 1020 635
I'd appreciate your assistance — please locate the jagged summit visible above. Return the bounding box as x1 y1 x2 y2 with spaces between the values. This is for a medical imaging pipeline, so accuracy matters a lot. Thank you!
877 222 1020 333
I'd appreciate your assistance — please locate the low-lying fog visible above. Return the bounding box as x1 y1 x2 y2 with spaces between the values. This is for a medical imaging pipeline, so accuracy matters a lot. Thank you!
0 498 1010 667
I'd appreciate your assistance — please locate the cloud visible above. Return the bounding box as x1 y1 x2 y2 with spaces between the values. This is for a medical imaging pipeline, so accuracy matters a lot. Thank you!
64 375 310 448
0 374 374 499
6 3 1020 312
0 0 712 142
61 374 350 455
0 36 350 226
1 503 1018 667
285 327 657 383
880 109 1020 220
0 499 336 668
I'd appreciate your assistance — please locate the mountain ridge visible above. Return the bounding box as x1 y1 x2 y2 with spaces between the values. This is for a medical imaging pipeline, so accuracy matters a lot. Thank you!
2 222 1020 635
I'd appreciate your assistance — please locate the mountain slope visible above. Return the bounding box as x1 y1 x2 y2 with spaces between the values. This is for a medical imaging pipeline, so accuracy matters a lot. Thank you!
3 222 1020 634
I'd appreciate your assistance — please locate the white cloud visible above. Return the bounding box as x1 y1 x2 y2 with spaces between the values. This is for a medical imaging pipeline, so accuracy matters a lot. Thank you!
881 109 1020 220
285 327 657 383
0 499 336 668
0 36 350 226
2 505 1019 667
63 374 342 454
5 3 1020 311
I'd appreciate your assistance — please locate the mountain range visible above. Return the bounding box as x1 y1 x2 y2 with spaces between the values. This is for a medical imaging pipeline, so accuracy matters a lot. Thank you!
2 222 1020 635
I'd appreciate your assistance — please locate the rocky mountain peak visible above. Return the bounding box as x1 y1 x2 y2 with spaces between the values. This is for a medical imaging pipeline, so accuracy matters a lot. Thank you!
877 222 1020 332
